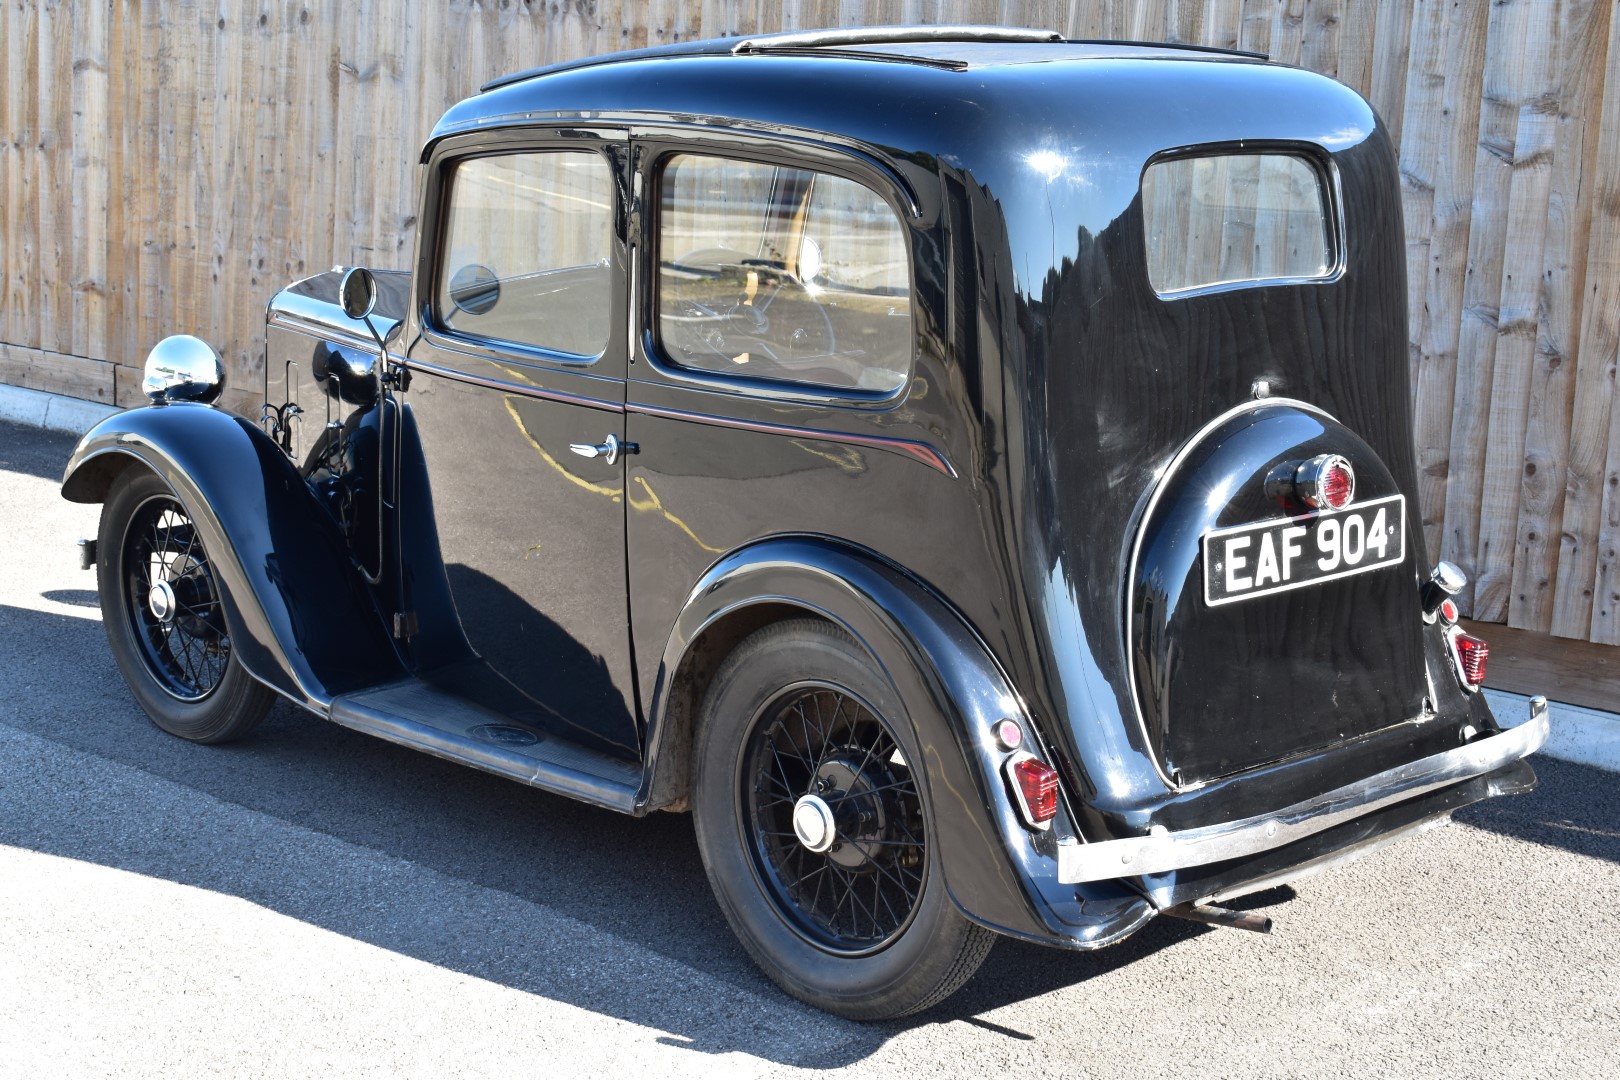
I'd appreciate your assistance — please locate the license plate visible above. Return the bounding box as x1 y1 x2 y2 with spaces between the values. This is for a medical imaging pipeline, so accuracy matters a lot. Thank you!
1203 494 1406 607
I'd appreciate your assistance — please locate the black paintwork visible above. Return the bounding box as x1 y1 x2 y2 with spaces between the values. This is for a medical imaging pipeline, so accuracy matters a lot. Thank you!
63 35 1532 953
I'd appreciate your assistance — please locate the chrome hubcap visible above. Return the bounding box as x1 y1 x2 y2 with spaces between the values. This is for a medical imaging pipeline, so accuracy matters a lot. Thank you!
792 793 837 853
147 580 177 624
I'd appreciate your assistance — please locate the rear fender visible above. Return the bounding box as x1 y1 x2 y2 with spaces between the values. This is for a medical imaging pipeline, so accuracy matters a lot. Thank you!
644 537 1152 949
62 404 405 707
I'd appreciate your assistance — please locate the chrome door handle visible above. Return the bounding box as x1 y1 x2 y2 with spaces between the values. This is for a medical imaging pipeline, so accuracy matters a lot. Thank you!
568 433 636 466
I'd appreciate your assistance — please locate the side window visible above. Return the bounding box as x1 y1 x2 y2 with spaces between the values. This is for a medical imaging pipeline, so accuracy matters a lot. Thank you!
435 151 614 357
656 154 912 395
1142 151 1335 297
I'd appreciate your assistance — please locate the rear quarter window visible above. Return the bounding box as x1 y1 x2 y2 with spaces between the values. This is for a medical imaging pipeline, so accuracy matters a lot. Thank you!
1142 151 1336 297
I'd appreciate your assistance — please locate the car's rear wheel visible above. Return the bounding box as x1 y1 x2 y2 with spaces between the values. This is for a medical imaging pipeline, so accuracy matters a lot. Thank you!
96 468 274 743
692 619 994 1019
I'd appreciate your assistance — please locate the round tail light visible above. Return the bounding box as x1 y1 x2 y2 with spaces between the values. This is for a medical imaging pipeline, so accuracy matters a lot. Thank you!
1299 454 1356 510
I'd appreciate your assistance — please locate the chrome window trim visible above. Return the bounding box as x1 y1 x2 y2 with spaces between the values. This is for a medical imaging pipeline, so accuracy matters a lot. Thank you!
1056 696 1548 885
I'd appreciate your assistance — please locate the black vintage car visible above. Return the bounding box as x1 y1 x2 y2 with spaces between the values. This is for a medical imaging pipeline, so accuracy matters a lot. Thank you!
64 27 1547 1019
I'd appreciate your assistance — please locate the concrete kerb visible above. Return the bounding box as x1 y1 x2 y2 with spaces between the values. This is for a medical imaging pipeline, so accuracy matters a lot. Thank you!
0 385 120 436
1485 689 1620 774
3 384 1617 773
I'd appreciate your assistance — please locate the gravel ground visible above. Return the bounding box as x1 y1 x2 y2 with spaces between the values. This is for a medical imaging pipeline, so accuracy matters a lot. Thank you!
1 418 1615 1078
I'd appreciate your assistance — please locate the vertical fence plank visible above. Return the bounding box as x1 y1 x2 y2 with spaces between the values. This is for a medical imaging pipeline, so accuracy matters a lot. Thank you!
1411 0 1488 564
1548 0 1613 637
37 0 72 355
2 0 37 350
1397 0 1446 439
199 0 229 385
1522 0 1613 634
69 0 109 360
1438 0 1524 611
1300 0 1344 82
1474 4 1560 622
1368 0 1412 143
1199 0 1242 51
1265 0 1307 68
1235 0 1274 59
1477 99 1558 621
1333 0 1377 99
1580 4 1620 642
1445 2 1542 615
104 2 131 365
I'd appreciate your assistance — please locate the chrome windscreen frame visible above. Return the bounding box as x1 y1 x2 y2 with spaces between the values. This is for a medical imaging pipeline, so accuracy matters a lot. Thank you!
1057 696 1549 885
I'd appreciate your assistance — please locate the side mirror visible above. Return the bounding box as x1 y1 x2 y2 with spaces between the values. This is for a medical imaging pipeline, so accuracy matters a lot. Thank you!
339 266 378 321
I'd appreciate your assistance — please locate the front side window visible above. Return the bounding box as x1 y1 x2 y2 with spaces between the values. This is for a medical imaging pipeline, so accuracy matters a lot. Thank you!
435 151 614 357
657 155 912 394
1142 151 1335 297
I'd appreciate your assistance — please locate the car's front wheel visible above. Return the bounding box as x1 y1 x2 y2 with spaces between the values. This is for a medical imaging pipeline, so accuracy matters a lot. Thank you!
96 468 274 743
692 619 994 1019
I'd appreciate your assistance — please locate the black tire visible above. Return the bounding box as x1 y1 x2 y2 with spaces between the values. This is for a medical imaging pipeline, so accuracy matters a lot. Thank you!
691 619 994 1020
96 468 275 743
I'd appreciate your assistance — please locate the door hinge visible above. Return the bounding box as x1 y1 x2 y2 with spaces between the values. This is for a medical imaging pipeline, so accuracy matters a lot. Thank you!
393 611 419 640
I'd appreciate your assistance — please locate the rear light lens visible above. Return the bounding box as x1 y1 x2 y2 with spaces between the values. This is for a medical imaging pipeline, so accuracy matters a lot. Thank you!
1294 453 1356 511
1320 461 1355 509
992 718 1023 750
1453 632 1488 687
1006 755 1059 829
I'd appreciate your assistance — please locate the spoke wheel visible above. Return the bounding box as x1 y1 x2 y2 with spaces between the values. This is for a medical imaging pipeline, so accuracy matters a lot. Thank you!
742 684 925 956
121 494 229 701
693 619 994 1020
97 468 274 743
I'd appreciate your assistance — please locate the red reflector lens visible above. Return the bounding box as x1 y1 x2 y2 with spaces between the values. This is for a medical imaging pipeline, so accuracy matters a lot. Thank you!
1455 632 1488 686
1322 462 1355 509
1439 598 1459 623
1012 758 1059 823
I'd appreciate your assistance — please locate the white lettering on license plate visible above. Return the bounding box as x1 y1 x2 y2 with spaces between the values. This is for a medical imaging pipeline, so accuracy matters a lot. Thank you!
1202 494 1406 606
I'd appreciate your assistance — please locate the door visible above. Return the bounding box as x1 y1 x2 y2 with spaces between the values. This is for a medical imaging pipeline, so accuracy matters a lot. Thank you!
403 132 640 759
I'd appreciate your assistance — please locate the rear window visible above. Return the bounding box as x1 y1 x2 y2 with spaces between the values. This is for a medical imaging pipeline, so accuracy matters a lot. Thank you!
1142 152 1335 297
656 154 912 395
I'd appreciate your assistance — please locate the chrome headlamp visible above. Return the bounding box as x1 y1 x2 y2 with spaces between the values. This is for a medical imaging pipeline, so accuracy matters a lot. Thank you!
143 335 226 405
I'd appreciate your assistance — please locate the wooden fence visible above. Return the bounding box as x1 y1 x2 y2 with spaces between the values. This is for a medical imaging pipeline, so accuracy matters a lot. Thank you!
3 0 1619 644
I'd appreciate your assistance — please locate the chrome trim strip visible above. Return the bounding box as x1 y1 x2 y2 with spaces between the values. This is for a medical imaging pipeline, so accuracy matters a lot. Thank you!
628 401 958 478
402 356 626 413
268 308 395 359
1123 396 1338 790
731 26 1063 52
1056 696 1548 884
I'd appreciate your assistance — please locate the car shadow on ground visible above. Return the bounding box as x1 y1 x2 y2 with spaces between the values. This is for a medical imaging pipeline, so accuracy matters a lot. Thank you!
3 590 1615 1065
0 596 1215 1066
1454 756 1620 863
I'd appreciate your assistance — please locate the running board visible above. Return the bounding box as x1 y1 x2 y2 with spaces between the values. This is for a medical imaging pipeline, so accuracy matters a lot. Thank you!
329 680 642 813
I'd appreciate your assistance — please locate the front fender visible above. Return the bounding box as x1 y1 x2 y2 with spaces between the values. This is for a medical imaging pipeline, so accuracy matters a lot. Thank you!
62 403 405 707
645 537 1152 950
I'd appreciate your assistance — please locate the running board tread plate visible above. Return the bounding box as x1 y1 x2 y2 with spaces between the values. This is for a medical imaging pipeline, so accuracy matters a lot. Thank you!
330 680 641 812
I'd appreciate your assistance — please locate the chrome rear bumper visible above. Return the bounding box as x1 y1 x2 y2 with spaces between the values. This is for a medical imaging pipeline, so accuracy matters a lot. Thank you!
1057 696 1549 885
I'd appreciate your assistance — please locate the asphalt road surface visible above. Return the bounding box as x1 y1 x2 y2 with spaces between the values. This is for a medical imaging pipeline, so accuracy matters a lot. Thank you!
1 417 1616 1078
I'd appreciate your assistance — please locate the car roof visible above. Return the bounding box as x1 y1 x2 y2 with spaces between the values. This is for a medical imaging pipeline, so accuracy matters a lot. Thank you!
479 26 1266 93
